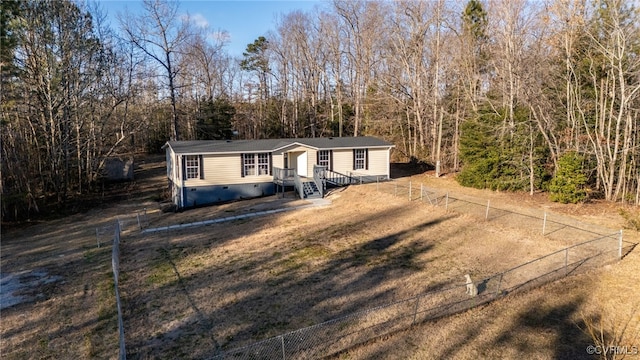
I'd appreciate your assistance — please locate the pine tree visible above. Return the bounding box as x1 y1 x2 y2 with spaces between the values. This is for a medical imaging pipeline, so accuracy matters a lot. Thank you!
549 152 588 203
196 97 235 140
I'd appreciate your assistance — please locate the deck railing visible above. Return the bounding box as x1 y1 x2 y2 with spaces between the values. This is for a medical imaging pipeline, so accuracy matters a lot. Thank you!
273 167 296 185
324 169 356 186
312 165 326 198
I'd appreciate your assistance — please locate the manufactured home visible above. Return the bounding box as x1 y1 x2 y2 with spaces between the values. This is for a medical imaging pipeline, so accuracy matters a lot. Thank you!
163 136 394 209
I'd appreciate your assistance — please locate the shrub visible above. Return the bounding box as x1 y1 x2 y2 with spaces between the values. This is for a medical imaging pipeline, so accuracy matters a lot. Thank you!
618 209 640 231
549 152 588 204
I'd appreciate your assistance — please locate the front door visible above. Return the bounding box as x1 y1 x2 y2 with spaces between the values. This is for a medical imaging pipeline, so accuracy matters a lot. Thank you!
297 152 308 177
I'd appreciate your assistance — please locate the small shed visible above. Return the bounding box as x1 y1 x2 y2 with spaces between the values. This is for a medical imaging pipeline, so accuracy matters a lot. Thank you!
103 157 134 181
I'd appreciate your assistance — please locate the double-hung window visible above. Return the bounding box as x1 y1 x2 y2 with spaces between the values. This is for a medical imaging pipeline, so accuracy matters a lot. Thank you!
243 153 256 176
318 150 330 168
258 153 270 175
242 153 271 176
354 149 367 170
185 155 200 179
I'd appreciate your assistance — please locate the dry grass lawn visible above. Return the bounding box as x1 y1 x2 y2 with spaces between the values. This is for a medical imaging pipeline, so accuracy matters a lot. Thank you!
1 159 638 360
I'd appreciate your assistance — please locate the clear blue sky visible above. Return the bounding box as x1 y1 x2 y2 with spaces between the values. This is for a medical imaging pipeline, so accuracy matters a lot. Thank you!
97 0 323 57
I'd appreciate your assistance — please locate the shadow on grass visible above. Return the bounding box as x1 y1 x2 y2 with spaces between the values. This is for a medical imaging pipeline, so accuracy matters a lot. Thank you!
494 295 594 359
121 203 460 359
355 290 597 360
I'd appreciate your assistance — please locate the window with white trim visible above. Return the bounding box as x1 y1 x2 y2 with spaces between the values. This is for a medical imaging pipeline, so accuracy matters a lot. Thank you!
185 155 200 179
354 149 366 170
243 153 270 176
318 150 330 168
243 153 256 176
258 153 270 175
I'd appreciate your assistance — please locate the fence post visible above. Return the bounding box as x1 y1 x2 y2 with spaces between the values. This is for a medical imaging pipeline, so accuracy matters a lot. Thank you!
542 211 547 236
409 181 412 201
485 200 490 220
564 248 569 276
112 221 126 360
618 230 623 259
280 335 286 360
445 192 449 211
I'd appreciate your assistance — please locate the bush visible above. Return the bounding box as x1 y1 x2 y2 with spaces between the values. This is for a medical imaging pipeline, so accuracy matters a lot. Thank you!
618 209 640 231
549 152 588 204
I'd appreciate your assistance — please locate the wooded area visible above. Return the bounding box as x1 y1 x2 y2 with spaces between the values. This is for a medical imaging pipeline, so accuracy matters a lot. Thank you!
1 0 639 220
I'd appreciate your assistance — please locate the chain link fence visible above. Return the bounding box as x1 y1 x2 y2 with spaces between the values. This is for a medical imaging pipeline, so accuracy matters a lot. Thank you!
111 220 126 360
208 232 624 360
377 180 615 242
95 208 150 247
206 180 631 360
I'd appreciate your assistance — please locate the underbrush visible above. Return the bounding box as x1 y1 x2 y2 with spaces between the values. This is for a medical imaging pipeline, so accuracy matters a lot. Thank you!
619 209 640 231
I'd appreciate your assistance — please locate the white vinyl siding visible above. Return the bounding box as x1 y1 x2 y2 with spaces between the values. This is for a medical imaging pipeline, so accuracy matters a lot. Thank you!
332 149 354 174
366 148 389 175
272 153 284 169
330 148 389 176
305 149 317 176
177 146 390 187
166 149 173 179
184 154 271 186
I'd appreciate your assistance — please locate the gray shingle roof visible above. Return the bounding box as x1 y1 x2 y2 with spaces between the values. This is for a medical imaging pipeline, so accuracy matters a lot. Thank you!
165 136 394 154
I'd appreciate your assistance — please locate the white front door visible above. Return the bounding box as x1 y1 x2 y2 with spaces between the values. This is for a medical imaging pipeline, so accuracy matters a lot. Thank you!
297 152 308 177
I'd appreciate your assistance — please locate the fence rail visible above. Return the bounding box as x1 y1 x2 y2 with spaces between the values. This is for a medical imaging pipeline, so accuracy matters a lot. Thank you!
111 221 126 360
207 180 630 360
107 178 632 359
209 232 625 360
95 208 149 247
378 180 615 240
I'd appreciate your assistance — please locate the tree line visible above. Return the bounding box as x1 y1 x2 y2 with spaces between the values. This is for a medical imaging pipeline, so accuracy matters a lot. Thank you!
1 0 639 220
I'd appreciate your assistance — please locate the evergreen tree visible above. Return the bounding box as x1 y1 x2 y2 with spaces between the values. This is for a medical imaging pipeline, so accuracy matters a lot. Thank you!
461 0 489 106
549 152 588 203
458 106 547 191
0 0 21 91
240 36 270 99
457 110 501 189
196 97 235 140
240 36 270 138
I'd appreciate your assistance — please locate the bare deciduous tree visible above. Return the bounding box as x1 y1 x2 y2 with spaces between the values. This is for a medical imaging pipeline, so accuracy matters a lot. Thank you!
120 0 192 141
